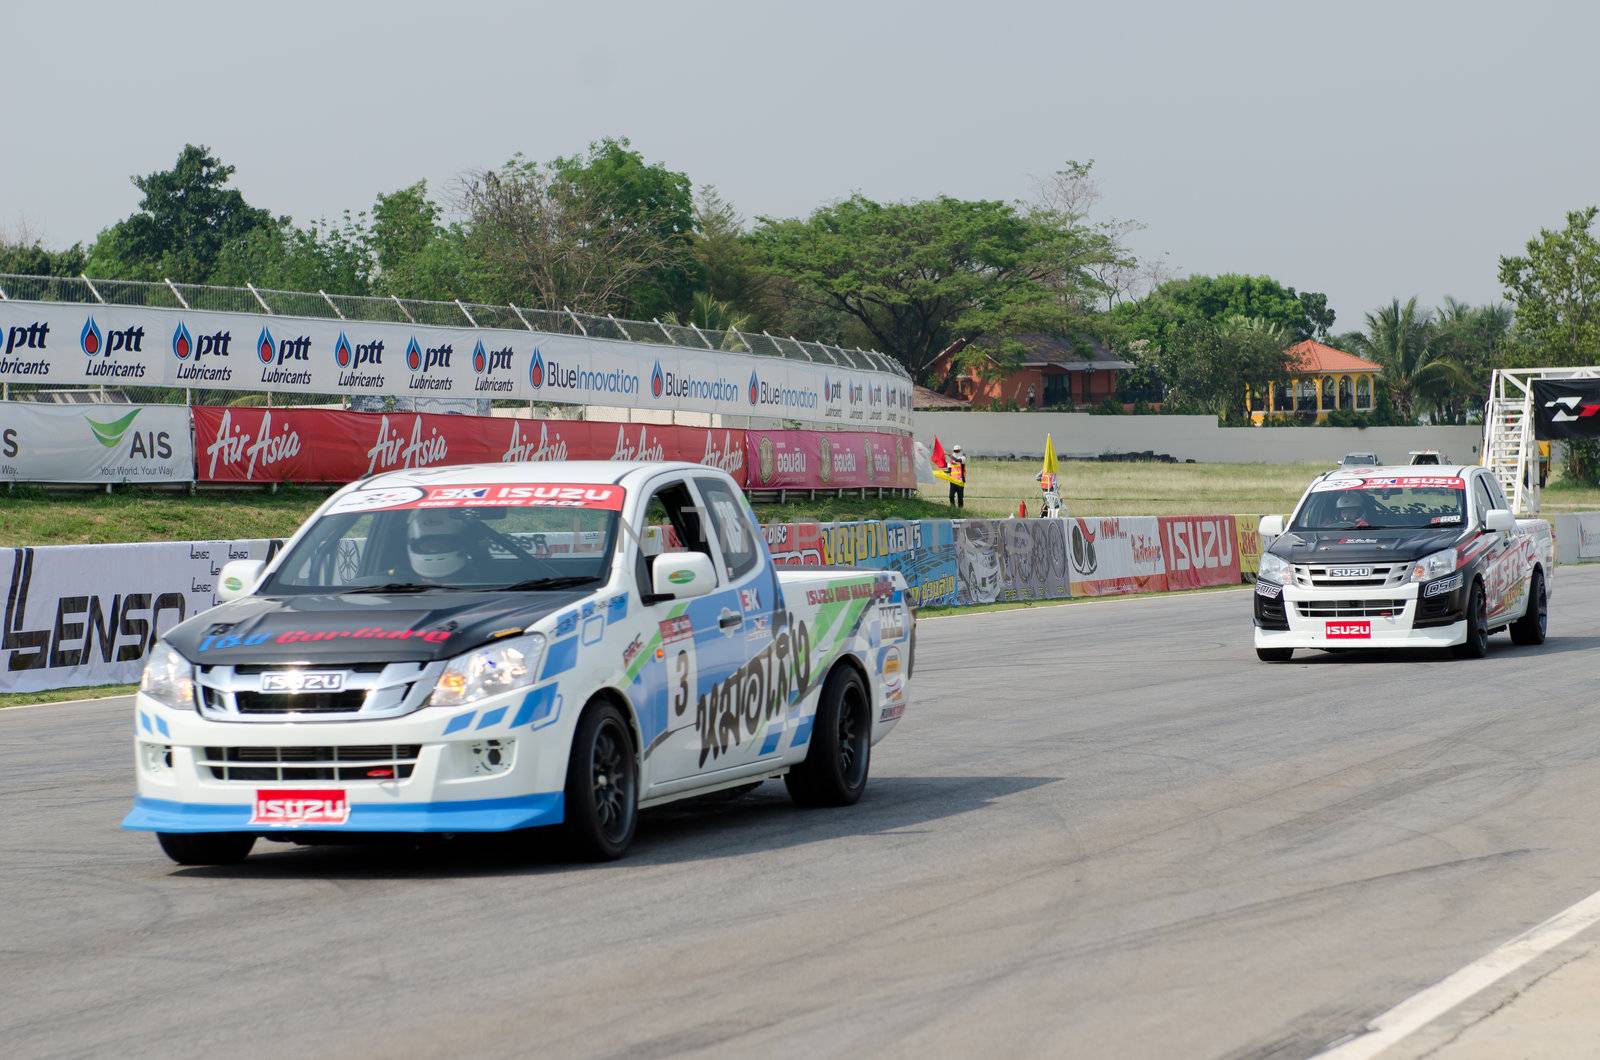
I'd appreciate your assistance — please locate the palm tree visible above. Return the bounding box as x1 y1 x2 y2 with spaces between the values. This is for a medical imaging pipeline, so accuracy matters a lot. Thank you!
662 292 754 351
1348 298 1471 422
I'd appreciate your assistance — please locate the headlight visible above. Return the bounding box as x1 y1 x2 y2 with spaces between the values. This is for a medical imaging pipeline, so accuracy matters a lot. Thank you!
431 633 546 709
1259 552 1292 583
1408 547 1458 583
140 641 197 711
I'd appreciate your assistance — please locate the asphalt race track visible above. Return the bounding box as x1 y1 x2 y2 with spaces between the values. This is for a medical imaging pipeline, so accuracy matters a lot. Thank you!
6 569 1600 1059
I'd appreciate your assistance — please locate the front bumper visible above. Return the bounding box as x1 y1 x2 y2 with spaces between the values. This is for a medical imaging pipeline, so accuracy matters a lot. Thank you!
1253 578 1469 650
123 684 569 835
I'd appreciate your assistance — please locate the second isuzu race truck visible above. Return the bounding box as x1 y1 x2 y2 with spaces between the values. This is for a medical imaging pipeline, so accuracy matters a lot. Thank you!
124 461 913 864
1253 464 1552 661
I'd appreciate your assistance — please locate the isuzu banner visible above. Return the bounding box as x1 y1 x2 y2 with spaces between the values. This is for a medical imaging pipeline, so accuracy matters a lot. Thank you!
744 429 916 490
1068 516 1169 597
1 538 275 694
1158 515 1241 590
0 299 913 430
0 401 191 483
192 406 750 484
1532 379 1600 439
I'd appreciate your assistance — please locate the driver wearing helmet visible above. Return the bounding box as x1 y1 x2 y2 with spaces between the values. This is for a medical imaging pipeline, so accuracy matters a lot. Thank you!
1334 491 1372 528
406 509 475 582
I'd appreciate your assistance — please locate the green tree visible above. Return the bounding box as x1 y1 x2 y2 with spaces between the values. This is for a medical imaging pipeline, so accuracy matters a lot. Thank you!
1498 207 1600 366
368 181 469 299
85 144 272 282
1155 315 1293 423
209 213 373 294
1346 298 1469 422
1112 273 1332 350
750 195 1108 378
0 230 86 278
1429 298 1512 421
691 186 769 323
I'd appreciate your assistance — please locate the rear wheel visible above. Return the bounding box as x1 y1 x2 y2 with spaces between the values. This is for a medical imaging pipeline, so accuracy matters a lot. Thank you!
785 667 871 807
1452 581 1490 659
560 702 638 861
1510 569 1548 645
1256 647 1294 662
156 832 255 866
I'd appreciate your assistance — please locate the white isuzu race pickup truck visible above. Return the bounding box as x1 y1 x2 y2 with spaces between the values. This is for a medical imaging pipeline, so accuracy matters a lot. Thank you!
124 462 913 863
1253 464 1552 661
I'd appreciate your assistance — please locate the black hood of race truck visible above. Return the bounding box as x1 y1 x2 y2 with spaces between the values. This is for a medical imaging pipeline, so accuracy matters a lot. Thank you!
162 588 593 665
1267 525 1474 565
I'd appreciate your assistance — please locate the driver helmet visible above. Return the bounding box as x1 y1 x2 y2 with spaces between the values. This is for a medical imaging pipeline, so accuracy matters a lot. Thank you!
1335 492 1367 523
407 509 469 579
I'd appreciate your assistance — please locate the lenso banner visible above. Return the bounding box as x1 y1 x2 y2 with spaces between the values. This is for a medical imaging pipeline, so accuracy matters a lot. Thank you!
0 402 192 483
1 539 275 694
0 300 914 430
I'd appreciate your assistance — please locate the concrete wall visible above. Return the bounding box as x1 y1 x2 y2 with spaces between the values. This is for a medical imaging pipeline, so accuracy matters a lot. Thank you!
914 411 1483 465
1552 512 1600 564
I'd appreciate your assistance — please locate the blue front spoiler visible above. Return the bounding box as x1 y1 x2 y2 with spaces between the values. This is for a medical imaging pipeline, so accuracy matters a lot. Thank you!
122 792 564 834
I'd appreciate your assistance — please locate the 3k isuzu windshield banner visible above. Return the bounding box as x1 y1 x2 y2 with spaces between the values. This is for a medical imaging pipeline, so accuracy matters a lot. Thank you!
1532 379 1600 439
0 299 913 430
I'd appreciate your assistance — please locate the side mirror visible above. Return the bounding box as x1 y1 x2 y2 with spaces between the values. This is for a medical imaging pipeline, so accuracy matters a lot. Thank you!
1484 508 1515 533
651 552 716 600
217 559 265 603
1259 515 1285 537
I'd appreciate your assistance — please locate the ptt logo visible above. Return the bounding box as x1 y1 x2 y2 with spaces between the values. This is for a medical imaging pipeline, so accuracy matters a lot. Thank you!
333 331 383 369
171 322 232 361
848 381 864 405
822 375 841 402
529 348 545 388
471 339 513 375
748 370 760 405
80 316 144 356
404 336 452 372
255 327 311 365
650 360 665 399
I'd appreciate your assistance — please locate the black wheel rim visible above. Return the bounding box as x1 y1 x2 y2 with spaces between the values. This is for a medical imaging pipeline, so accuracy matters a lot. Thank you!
1473 588 1488 651
591 721 634 842
837 685 868 787
1536 577 1548 635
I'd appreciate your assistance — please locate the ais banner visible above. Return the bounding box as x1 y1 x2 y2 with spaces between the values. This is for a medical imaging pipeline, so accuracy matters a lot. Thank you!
744 430 916 490
1532 379 1600 439
1 539 275 694
192 406 749 485
1068 517 1168 596
1158 515 1240 590
954 519 1072 606
0 298 913 430
0 402 191 484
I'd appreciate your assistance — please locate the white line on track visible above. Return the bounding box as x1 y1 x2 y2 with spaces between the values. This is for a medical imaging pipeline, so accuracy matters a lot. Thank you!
921 585 1249 621
0 692 134 715
1314 886 1600 1058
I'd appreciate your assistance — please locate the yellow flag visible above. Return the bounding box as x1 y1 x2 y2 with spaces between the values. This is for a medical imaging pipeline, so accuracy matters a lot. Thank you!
1040 433 1059 490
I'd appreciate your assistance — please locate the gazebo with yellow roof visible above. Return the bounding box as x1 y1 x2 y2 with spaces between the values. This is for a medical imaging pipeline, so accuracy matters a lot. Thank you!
1247 339 1383 424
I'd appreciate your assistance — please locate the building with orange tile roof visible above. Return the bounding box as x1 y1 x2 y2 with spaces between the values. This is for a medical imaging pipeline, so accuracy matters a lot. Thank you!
1248 339 1383 423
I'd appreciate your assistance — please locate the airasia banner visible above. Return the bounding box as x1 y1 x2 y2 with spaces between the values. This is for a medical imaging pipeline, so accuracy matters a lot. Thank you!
193 406 749 485
1 538 276 694
1068 516 1168 597
744 429 916 489
0 401 192 484
0 299 913 430
1158 515 1241 590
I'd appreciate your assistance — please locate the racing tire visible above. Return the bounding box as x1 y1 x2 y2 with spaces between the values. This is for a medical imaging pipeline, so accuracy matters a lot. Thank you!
1256 647 1294 662
785 666 871 808
1452 581 1490 659
560 701 639 861
156 832 256 866
1510 568 1548 646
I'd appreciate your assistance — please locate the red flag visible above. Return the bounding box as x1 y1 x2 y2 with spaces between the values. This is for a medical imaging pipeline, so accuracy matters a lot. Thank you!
931 437 948 471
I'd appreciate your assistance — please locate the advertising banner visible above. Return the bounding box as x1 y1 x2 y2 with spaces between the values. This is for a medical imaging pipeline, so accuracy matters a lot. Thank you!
954 519 1072 606
819 520 960 608
0 299 913 430
763 522 827 568
744 429 916 490
193 406 752 485
1 538 276 694
1068 516 1168 597
1532 379 1600 440
0 402 192 484
1158 515 1241 590
1234 514 1264 582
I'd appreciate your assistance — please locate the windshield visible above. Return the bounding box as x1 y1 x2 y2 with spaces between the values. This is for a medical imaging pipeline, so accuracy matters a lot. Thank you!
261 482 624 595
1292 476 1466 531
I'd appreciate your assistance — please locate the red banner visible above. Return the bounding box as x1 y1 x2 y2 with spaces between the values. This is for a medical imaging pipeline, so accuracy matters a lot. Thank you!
1157 515 1241 590
744 430 915 490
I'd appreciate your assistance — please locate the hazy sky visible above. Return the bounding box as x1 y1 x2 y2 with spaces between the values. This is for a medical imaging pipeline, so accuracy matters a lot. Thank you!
5 0 1597 331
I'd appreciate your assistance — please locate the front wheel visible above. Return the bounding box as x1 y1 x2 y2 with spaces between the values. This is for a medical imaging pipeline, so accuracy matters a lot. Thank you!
1256 647 1294 662
1510 569 1548 645
1452 581 1490 659
560 701 639 861
785 666 871 807
157 832 255 866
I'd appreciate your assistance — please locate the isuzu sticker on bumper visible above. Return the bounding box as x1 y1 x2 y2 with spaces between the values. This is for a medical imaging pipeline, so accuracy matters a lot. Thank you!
251 789 351 826
1325 621 1372 639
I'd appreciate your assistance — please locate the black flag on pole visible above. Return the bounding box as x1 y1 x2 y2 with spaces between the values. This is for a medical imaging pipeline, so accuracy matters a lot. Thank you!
1531 379 1600 439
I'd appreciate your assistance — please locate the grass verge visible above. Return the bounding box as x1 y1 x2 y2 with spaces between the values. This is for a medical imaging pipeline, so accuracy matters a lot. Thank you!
0 683 137 710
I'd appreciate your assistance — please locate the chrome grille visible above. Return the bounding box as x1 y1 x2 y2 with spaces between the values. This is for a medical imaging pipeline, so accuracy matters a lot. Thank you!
200 745 422 782
235 690 369 714
1293 600 1408 619
1292 563 1407 589
196 661 440 723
